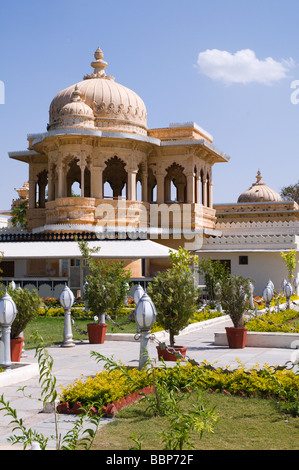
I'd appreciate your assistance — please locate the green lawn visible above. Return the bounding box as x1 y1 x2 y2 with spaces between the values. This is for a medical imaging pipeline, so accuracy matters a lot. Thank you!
24 315 137 348
92 390 299 450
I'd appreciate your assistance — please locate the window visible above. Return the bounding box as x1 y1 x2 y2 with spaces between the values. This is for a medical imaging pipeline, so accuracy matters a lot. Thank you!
71 259 81 267
1 261 14 277
239 256 248 265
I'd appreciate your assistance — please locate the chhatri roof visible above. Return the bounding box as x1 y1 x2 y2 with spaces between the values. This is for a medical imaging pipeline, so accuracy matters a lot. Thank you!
48 47 147 136
237 171 282 203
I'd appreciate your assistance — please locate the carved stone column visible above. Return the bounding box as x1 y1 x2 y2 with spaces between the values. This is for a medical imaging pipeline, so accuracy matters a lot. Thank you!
91 165 104 199
156 173 165 204
28 179 36 209
57 164 65 199
208 181 213 208
127 169 137 201
186 172 195 204
202 178 207 207
141 171 148 202
80 164 85 197
47 165 55 202
195 174 201 204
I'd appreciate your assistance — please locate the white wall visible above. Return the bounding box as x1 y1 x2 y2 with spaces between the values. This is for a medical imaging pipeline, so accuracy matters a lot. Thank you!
198 251 298 296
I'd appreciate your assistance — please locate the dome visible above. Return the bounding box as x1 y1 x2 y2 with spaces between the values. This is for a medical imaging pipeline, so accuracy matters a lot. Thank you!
53 86 95 130
237 171 282 203
48 47 147 135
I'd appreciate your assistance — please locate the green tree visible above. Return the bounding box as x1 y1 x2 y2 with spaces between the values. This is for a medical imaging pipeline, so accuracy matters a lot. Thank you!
214 275 252 328
280 181 299 204
197 258 230 301
11 200 28 228
77 240 131 320
281 249 297 281
7 287 42 339
147 247 199 347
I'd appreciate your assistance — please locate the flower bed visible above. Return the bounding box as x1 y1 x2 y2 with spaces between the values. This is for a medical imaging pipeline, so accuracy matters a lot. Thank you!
246 309 299 333
57 361 299 417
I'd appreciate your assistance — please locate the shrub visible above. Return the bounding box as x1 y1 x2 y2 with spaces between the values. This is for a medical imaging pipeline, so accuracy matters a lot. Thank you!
8 287 42 339
147 248 200 346
58 360 299 414
245 309 299 333
215 275 252 328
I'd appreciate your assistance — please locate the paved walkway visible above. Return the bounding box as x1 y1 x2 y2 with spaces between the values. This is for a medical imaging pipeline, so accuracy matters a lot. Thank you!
0 316 297 450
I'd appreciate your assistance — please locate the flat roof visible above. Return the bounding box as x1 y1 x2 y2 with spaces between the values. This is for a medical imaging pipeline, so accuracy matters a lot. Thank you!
0 239 176 259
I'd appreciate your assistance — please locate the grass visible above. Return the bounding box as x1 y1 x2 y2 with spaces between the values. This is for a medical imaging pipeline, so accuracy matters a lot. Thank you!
91 390 299 450
24 315 137 348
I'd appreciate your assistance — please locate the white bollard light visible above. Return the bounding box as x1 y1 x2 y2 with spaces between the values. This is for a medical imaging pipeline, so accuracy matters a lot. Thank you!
134 293 157 370
0 291 17 368
60 285 75 347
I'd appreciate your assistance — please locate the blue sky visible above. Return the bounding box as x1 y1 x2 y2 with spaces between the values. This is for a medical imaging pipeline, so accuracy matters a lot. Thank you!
0 0 299 210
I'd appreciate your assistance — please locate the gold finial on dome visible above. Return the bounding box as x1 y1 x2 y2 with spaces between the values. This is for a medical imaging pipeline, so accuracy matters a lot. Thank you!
84 47 114 80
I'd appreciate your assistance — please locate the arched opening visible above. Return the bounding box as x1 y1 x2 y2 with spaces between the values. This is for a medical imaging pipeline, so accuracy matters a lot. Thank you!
36 170 48 208
147 167 157 203
66 160 80 197
66 159 91 197
103 156 127 199
165 163 186 203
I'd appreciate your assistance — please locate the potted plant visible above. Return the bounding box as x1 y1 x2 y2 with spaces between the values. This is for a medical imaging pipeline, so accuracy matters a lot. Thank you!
78 240 131 344
147 247 200 360
8 287 41 361
215 275 252 348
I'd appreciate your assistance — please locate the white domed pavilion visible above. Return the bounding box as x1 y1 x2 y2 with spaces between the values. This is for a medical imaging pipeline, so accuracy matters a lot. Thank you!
5 46 229 297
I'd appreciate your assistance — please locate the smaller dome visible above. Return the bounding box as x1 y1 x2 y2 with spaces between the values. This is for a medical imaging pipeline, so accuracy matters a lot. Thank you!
237 171 282 203
51 86 95 130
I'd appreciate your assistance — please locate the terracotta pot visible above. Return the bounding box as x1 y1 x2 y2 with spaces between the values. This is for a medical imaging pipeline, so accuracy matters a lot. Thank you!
156 345 187 361
10 337 24 362
87 323 107 344
225 327 247 349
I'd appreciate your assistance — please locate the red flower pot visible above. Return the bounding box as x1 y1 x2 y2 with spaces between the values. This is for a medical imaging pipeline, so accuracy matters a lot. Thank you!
10 337 24 362
87 323 107 344
225 327 247 349
156 345 187 361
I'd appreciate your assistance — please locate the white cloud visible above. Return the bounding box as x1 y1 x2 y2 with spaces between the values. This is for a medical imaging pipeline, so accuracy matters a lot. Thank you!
196 49 294 85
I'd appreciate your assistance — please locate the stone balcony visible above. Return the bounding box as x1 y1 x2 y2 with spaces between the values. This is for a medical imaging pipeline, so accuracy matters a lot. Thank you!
27 197 216 235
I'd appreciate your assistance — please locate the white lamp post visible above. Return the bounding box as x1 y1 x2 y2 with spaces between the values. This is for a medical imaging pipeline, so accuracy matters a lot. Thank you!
0 291 17 368
60 285 75 347
133 283 144 305
134 293 157 370
281 279 287 292
262 285 273 311
284 282 293 310
249 282 254 309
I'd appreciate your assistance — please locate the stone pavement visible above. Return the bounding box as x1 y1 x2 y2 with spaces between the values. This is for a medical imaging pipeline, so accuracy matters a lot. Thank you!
0 316 296 450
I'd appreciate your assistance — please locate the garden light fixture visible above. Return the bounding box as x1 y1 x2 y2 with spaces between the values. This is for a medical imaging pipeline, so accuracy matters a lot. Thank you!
134 292 157 370
60 285 75 347
133 283 144 305
284 282 293 309
0 291 17 368
262 285 273 310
